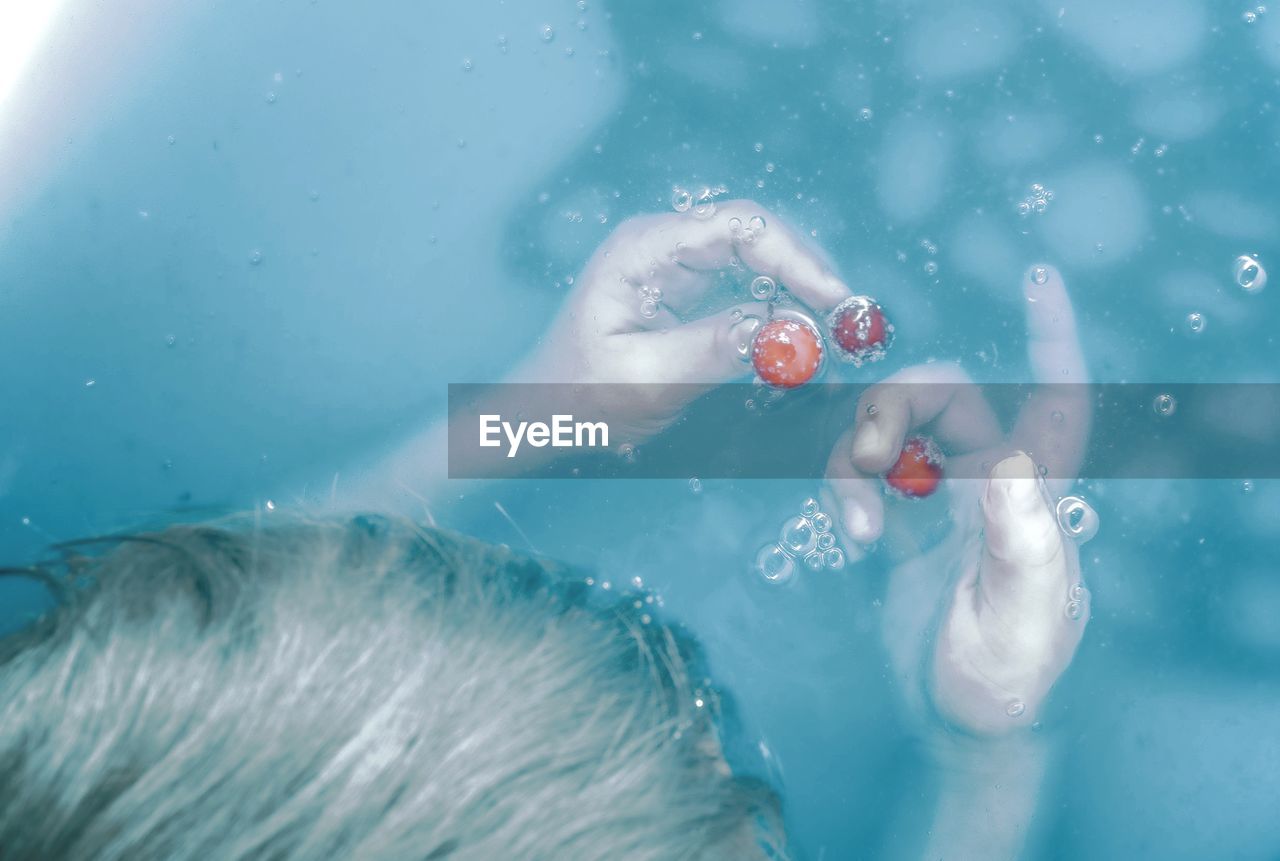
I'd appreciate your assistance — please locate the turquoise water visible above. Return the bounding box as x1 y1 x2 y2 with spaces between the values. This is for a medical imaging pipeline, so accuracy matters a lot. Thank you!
1 1 1279 857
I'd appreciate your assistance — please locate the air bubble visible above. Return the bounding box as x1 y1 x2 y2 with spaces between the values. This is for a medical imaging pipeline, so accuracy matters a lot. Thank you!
817 532 836 550
1050 409 1064 424
1032 266 1048 285
803 551 824 571
618 443 637 463
728 216 743 233
1244 9 1258 22
688 477 702 494
165 334 177 347
779 515 818 556
755 544 796 584
1185 312 1206 335
858 107 873 121
1065 600 1083 620
1006 701 1026 718
462 58 473 71
801 498 820 517
692 187 716 219
1017 183 1053 217
540 24 555 41
671 187 692 212
1055 495 1099 543
824 548 846 570
1233 254 1267 293
1069 582 1087 601
249 249 264 266
811 512 832 533
924 261 938 276
639 298 659 318
748 215 766 232
866 404 878 416
750 275 778 300
1152 393 1177 417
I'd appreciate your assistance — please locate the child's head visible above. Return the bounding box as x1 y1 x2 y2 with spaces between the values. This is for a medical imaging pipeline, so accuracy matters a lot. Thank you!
0 516 784 860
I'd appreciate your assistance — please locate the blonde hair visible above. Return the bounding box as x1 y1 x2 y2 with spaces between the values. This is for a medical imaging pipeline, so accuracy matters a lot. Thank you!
0 516 785 860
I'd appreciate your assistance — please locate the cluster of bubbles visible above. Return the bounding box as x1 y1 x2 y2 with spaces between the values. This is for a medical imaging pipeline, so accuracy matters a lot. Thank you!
582 572 663 626
753 498 846 584
1016 183 1054 216
1065 582 1089 622
1243 4 1268 23
742 383 789 412
728 306 765 361
671 184 728 219
637 283 664 319
1152 392 1178 417
728 214 767 245
920 237 939 275
1234 254 1267 293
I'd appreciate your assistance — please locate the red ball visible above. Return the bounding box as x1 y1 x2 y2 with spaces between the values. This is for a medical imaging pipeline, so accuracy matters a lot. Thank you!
751 318 824 389
884 435 944 499
828 296 894 366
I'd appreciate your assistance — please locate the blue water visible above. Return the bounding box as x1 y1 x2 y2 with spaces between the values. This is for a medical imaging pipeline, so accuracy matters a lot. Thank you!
2 1 1279 857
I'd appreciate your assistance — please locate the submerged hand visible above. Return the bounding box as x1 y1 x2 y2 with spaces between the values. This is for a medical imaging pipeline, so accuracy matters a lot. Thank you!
514 199 852 439
824 265 1093 736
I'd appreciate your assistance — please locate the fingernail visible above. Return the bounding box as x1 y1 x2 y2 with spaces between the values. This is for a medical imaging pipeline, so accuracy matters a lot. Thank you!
988 452 1041 511
843 502 873 543
851 422 881 463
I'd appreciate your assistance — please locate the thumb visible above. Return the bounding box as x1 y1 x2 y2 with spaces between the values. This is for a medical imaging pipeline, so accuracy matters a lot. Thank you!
978 452 1076 624
624 301 775 386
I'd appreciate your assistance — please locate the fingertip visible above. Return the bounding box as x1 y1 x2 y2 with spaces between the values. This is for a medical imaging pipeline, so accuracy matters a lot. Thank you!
850 420 899 474
982 452 1062 565
841 497 882 544
983 451 1042 513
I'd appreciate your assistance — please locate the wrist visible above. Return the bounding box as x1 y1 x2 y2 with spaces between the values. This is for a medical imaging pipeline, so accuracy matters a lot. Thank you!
917 730 1051 861
924 724 1049 784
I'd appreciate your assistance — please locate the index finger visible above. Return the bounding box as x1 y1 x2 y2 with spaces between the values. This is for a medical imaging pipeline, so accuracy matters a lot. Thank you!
622 200 854 314
1010 264 1092 493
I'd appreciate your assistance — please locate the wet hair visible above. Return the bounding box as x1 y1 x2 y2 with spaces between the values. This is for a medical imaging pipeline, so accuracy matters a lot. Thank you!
0 515 785 861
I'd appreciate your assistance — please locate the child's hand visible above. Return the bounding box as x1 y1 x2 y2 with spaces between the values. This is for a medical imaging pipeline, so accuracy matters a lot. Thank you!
514 200 853 440
823 265 1093 736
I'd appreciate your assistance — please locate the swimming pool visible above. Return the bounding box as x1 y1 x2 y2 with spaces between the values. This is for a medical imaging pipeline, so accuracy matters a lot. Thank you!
1 1 1278 857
